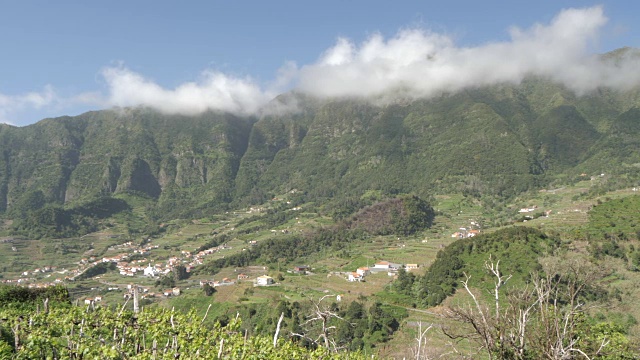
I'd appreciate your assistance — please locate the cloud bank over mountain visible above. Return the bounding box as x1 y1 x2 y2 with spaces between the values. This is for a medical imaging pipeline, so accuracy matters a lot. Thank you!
2 6 640 124
297 6 639 99
0 86 57 125
100 67 275 116
100 6 640 114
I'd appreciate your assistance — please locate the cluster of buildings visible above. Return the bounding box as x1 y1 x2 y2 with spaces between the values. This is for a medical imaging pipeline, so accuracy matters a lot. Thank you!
78 242 232 280
200 277 236 288
518 205 539 213
451 219 482 239
188 243 232 267
2 236 235 290
451 228 480 239
347 261 418 282
20 266 57 277
83 296 102 305
198 273 275 288
124 283 181 299
2 277 65 288
84 283 183 305
1 266 68 288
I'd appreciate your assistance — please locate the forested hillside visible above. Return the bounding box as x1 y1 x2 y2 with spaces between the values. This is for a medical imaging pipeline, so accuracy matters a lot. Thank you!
1 72 640 234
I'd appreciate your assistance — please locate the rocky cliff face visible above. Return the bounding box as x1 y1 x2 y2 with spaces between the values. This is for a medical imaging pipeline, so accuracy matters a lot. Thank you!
0 109 254 215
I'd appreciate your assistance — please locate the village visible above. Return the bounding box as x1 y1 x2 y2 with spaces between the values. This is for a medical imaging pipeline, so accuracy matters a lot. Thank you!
344 261 419 282
1 237 236 299
1 229 319 304
0 204 499 306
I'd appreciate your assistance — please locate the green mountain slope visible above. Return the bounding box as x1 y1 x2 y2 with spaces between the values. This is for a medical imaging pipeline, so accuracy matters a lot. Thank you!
1 72 640 225
0 109 255 220
236 79 639 203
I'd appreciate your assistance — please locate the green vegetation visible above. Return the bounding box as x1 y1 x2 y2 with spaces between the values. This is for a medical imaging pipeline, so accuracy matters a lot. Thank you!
11 196 131 239
196 195 433 275
443 254 636 359
0 302 365 359
346 195 435 236
398 227 561 307
75 262 117 281
3 73 640 225
2 69 640 357
586 195 640 240
214 298 407 353
0 285 69 308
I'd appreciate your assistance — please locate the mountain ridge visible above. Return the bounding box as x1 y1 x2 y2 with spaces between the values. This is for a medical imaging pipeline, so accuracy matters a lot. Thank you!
1 74 640 222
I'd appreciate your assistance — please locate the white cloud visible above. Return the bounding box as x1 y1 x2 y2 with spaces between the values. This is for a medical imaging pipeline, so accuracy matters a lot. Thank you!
0 86 57 125
100 6 637 117
297 6 640 101
101 67 276 116
3 6 640 125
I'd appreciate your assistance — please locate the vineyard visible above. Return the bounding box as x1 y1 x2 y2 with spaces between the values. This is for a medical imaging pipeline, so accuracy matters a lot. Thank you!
0 302 365 359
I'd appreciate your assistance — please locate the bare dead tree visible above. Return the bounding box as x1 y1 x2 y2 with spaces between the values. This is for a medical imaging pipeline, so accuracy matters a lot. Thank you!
410 321 433 360
443 273 496 359
527 256 612 360
443 255 610 360
443 257 512 359
290 294 350 352
273 312 285 347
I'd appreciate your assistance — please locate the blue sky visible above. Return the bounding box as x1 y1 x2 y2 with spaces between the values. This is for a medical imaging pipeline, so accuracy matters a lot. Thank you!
1 1 638 126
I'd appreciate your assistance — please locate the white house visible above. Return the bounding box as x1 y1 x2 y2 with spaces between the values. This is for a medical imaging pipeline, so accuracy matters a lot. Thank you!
373 261 401 271
519 206 537 213
256 275 274 286
143 264 158 277
356 267 370 276
348 273 363 282
373 261 391 270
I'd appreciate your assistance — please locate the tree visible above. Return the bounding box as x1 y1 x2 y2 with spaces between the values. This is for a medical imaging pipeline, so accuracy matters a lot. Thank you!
291 295 350 352
155 274 175 288
392 268 415 295
442 255 633 359
172 265 189 282
410 321 433 360
202 283 216 296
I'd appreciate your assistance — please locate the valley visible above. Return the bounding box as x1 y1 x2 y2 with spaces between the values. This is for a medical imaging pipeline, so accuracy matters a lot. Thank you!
3 4 640 357
2 71 640 357
2 172 638 357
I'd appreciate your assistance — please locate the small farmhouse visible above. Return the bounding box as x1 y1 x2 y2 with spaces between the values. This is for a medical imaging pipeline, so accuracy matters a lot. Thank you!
373 261 391 270
256 275 275 286
293 265 310 274
372 261 401 272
